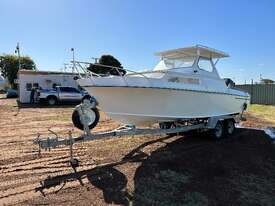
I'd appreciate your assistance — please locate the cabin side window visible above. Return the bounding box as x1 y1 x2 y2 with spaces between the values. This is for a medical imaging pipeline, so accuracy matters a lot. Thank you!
198 58 213 72
164 57 196 69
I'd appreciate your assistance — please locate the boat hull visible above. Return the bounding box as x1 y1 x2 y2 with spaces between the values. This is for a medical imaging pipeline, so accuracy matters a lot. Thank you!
83 86 249 125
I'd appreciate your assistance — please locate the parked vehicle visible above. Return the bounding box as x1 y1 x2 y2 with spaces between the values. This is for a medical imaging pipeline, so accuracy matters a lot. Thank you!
39 86 92 105
6 89 18 98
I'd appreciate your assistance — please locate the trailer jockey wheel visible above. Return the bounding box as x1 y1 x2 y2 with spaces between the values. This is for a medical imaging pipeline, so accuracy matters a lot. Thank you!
72 107 100 130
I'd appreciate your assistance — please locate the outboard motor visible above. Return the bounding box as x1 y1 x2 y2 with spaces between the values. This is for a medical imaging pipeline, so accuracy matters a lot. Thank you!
224 78 235 88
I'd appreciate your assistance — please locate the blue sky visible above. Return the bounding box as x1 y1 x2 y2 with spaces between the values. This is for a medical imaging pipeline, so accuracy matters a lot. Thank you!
1 0 275 83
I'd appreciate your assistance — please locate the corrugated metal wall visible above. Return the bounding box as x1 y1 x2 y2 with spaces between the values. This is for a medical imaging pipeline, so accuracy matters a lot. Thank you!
236 84 275 105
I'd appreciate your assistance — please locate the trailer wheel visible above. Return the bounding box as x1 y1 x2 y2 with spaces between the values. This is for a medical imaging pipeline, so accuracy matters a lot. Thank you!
211 120 224 139
72 107 100 130
225 119 235 136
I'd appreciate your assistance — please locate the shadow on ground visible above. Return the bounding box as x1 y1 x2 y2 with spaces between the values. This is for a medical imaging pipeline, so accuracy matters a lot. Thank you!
35 128 275 206
132 128 275 206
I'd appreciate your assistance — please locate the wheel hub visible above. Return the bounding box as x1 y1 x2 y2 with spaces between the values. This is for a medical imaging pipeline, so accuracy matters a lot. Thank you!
81 108 96 126
215 123 223 138
227 121 235 134
49 99 55 105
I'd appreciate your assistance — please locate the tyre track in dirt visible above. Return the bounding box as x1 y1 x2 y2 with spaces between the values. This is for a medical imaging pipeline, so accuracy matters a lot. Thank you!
0 143 98 205
0 100 73 203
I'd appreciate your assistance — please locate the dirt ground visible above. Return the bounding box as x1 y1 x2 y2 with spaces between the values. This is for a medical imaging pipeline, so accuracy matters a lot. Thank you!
0 96 275 206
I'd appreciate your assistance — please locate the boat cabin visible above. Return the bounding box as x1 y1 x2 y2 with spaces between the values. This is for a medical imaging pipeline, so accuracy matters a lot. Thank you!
154 45 229 78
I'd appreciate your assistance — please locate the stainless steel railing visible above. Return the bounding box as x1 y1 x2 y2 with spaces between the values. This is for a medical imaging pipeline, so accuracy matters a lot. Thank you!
70 60 168 86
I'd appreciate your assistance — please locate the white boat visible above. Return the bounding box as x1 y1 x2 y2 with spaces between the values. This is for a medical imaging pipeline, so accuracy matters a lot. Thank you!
77 45 250 126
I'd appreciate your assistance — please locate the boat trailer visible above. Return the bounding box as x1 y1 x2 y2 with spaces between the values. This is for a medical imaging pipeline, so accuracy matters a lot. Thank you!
33 103 240 168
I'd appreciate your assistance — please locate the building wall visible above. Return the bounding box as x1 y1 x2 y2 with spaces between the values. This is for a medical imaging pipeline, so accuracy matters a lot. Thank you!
19 73 78 103
0 76 7 91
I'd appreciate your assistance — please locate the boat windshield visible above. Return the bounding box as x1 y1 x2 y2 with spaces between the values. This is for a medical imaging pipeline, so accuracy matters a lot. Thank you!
164 57 195 69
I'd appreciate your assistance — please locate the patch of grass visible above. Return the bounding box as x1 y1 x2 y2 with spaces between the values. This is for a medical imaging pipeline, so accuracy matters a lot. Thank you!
248 104 275 123
133 169 208 206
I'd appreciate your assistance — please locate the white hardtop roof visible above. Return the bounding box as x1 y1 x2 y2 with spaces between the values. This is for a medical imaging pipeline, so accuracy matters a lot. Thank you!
155 45 229 59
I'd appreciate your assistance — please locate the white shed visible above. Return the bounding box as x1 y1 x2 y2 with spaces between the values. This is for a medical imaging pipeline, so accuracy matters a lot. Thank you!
18 70 79 103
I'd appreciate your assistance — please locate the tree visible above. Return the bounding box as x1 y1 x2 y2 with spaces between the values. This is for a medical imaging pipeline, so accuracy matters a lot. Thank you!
0 54 36 88
87 54 126 76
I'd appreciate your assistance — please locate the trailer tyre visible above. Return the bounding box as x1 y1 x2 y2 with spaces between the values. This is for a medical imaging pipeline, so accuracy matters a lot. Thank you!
225 119 235 136
211 120 224 139
72 107 100 130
